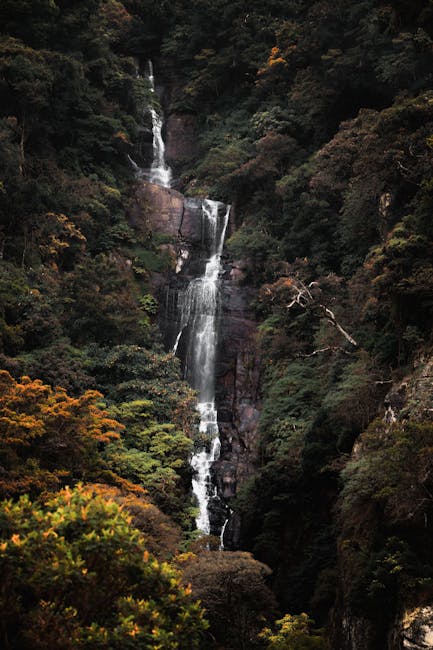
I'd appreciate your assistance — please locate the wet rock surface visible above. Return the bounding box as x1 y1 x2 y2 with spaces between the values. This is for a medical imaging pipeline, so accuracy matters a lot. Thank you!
213 266 262 548
165 114 198 165
130 178 261 548
128 181 202 243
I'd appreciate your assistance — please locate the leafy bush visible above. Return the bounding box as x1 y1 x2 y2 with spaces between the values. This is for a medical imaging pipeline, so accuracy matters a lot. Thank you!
0 485 207 649
0 370 122 498
260 613 328 649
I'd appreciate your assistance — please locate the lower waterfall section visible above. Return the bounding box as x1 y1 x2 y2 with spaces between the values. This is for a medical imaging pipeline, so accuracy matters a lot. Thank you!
132 61 230 538
191 402 220 535
172 199 229 536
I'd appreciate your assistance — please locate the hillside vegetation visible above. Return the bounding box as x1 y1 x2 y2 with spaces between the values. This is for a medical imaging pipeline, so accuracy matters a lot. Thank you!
159 0 433 646
0 0 433 648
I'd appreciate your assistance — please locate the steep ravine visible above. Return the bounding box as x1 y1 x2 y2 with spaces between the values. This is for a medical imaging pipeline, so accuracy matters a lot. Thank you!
128 64 261 545
139 177 262 544
130 66 433 649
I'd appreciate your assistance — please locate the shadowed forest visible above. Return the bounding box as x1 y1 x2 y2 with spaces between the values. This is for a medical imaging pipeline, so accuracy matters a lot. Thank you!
0 1 433 648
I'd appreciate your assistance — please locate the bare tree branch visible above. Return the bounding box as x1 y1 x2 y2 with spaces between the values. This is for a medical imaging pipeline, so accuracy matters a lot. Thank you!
283 277 358 347
319 304 358 346
298 346 352 358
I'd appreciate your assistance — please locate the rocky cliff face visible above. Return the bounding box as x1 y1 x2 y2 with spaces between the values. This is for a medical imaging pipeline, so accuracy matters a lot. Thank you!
335 353 433 650
385 355 433 424
213 261 261 546
398 606 433 649
165 114 199 166
129 173 262 546
128 180 202 243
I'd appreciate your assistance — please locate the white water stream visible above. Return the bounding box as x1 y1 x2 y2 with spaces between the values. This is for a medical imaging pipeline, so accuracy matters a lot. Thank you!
142 64 229 538
147 61 172 188
129 60 172 188
174 200 230 535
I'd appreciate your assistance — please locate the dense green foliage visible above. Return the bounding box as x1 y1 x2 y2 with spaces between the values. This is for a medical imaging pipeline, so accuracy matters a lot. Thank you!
0 485 207 649
0 0 198 511
2 0 433 647
105 399 195 526
0 2 209 645
155 0 433 646
260 613 327 649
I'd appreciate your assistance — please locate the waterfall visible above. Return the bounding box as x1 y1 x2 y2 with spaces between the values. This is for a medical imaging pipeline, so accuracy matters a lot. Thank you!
220 509 233 551
129 61 172 188
173 199 230 535
147 61 172 188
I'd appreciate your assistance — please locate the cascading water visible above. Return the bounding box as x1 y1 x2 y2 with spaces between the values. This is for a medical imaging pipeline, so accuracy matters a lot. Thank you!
173 200 230 535
129 61 172 188
220 512 232 550
138 64 228 538
147 61 172 188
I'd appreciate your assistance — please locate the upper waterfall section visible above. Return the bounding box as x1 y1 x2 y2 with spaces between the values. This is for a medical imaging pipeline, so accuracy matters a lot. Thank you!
129 60 172 188
147 61 172 188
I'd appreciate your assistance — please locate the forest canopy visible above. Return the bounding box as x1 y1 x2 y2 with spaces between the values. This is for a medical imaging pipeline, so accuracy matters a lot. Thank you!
1 0 433 648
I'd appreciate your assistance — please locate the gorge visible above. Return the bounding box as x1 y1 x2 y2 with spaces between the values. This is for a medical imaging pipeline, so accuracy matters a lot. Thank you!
134 62 235 540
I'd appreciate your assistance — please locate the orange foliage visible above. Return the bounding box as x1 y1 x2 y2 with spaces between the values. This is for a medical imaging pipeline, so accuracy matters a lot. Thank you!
260 276 295 304
0 371 121 446
257 46 288 82
0 371 124 497
268 46 287 66
88 483 181 559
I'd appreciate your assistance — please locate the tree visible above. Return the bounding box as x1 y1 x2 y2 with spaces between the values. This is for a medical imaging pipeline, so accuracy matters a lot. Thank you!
104 399 194 525
178 550 276 649
259 613 327 649
0 370 122 497
87 483 182 560
260 275 357 348
0 484 207 649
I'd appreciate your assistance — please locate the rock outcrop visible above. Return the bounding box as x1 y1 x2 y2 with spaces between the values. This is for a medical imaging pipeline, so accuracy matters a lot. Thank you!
128 180 202 243
399 606 433 649
385 354 433 423
165 114 198 165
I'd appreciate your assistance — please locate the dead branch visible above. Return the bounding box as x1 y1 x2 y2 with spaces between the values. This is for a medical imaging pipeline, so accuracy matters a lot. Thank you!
286 279 313 309
299 346 352 358
395 159 420 187
285 277 358 347
319 304 358 346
